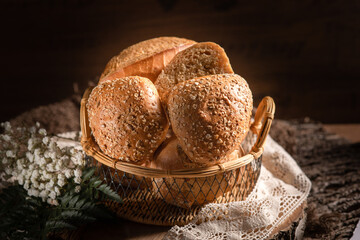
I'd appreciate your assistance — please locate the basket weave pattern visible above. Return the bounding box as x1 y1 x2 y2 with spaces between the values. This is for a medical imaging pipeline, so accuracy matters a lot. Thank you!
80 87 275 226
88 156 261 225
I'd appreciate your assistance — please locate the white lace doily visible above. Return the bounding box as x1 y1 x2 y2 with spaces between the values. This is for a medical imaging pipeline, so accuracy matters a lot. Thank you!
165 134 311 240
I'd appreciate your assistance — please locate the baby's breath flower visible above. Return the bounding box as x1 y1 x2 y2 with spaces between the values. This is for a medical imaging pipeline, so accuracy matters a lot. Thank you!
49 152 56 160
2 121 11 131
46 163 55 172
40 190 47 199
30 189 40 198
2 134 11 142
74 177 81 184
24 180 30 190
26 152 34 162
5 167 12 175
44 150 50 159
57 178 66 187
74 169 82 178
29 126 36 134
75 185 81 193
64 169 72 178
38 128 47 136
6 150 15 158
32 180 39 188
0 122 85 205
54 186 60 195
31 169 39 179
18 176 24 185
42 136 50 145
28 138 34 151
47 199 59 206
49 191 56 200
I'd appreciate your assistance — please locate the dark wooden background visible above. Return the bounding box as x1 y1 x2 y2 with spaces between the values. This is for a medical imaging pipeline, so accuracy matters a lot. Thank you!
1 0 359 123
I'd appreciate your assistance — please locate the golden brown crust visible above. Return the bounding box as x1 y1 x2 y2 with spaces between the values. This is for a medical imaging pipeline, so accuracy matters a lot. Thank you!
99 37 196 83
154 42 234 105
167 74 253 167
87 76 169 164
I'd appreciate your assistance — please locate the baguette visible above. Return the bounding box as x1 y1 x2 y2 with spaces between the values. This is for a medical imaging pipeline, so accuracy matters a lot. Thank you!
99 37 195 83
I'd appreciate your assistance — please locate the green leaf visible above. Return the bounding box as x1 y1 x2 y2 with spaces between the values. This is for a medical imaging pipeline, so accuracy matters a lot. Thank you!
68 195 80 208
60 210 82 219
97 184 121 202
60 194 72 207
75 198 86 209
92 180 103 188
81 202 95 211
46 220 76 231
60 210 96 223
82 167 96 181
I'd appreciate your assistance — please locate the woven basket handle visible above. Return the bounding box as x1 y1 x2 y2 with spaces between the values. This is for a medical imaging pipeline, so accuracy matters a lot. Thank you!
80 87 94 150
249 96 275 158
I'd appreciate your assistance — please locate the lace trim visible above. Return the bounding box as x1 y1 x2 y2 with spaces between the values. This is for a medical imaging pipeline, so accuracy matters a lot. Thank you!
165 135 311 240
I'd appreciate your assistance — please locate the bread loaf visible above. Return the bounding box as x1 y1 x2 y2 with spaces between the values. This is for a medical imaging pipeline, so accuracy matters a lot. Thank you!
99 37 196 83
167 74 253 167
154 42 233 105
151 138 245 208
87 76 169 164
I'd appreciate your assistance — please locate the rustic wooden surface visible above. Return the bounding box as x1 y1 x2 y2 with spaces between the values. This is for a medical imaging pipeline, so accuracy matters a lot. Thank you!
270 119 360 239
9 98 360 239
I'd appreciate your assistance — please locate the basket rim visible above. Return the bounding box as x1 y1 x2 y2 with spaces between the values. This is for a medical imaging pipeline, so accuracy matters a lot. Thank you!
80 86 275 178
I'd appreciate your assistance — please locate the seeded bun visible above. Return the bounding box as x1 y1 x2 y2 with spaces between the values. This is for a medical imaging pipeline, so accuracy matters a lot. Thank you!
99 37 196 83
167 74 253 167
155 42 233 104
87 76 169 164
151 138 245 208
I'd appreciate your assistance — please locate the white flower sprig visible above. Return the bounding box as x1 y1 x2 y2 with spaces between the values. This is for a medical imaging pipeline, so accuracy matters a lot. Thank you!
0 122 85 205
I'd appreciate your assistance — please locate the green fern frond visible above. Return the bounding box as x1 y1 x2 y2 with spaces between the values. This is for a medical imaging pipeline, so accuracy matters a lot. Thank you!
97 184 122 202
45 220 76 231
82 167 96 181
0 166 122 239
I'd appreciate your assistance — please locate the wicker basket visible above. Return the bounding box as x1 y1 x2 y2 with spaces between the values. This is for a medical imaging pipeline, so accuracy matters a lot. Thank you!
80 87 275 226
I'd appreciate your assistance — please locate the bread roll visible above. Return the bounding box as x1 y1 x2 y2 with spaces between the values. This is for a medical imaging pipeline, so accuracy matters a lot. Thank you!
155 42 233 105
87 76 169 164
151 138 245 208
99 37 196 83
167 74 253 167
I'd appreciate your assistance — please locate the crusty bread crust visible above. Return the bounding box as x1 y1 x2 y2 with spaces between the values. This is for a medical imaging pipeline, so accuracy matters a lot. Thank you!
167 74 253 167
155 42 234 105
99 37 196 82
87 76 169 164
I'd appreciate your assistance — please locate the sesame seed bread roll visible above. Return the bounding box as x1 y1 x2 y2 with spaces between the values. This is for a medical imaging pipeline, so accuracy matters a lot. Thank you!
87 76 169 164
154 42 234 104
167 74 253 167
99 37 196 84
151 138 245 208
